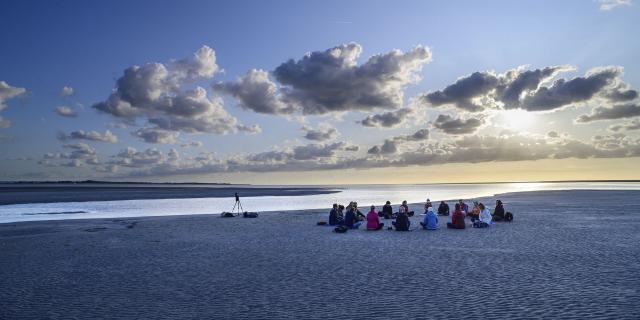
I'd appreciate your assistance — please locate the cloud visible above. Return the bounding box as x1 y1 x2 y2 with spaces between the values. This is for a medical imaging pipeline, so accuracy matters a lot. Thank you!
576 103 640 122
237 124 262 134
0 80 27 128
213 69 295 115
275 43 432 114
609 119 640 132
132 128 179 144
60 86 74 96
432 114 484 134
180 141 203 148
58 129 118 143
520 66 622 111
547 131 560 138
55 106 77 118
368 128 429 154
93 46 255 136
597 0 632 11
359 108 414 128
215 43 432 116
40 143 100 167
417 65 630 112
301 124 339 141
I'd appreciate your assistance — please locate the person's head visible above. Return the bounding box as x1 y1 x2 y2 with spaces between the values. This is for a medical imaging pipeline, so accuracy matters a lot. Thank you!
455 203 461 211
459 199 464 204
426 198 430 202
333 203 338 209
473 201 479 206
386 200 391 205
440 201 445 204
353 202 358 208
338 205 345 211
427 207 434 213
402 200 407 205
496 200 502 206
479 203 485 210
370 205 375 211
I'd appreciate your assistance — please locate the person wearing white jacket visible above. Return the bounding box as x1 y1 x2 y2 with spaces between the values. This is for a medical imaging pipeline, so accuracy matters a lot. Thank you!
473 203 492 228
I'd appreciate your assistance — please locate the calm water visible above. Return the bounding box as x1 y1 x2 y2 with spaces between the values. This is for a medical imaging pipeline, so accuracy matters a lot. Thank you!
1 182 639 223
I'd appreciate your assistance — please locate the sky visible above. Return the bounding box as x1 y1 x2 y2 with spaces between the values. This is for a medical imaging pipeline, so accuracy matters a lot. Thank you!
1 0 639 184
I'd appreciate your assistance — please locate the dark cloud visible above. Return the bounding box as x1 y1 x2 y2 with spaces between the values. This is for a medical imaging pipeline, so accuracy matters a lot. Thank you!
609 119 640 132
180 141 203 148
55 106 77 118
367 128 429 154
58 130 118 143
92 46 256 136
576 103 640 123
432 114 483 134
421 71 499 112
39 143 100 167
359 108 413 128
417 65 632 113
0 80 27 128
213 69 295 115
236 124 262 134
547 131 560 138
301 124 338 141
132 128 179 144
520 66 622 111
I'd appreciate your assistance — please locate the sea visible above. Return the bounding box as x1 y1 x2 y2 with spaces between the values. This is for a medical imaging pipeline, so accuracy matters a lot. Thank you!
1 181 639 223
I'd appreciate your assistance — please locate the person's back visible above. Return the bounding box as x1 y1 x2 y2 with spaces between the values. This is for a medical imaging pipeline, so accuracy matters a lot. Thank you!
394 212 410 231
492 200 505 221
366 206 384 230
438 202 449 216
447 203 466 229
329 204 342 225
422 208 438 230
382 202 393 218
344 208 356 227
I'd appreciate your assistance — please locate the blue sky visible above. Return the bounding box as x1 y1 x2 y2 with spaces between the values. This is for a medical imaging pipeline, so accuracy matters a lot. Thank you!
1 0 639 183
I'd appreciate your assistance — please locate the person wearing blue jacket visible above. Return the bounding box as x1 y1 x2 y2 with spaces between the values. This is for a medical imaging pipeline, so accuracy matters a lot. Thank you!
328 203 344 226
420 207 438 230
344 203 363 229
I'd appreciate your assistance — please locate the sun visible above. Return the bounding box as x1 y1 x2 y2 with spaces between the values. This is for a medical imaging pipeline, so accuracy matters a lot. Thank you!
498 109 536 131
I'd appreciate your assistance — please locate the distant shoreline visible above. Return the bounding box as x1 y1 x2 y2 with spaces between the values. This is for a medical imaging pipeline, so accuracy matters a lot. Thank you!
2 179 640 186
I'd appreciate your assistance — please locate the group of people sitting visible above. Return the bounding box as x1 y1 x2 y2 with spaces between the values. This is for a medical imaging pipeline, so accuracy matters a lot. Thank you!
328 199 511 232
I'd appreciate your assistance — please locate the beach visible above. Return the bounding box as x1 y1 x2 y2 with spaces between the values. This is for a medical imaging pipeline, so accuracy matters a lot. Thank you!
1 189 640 319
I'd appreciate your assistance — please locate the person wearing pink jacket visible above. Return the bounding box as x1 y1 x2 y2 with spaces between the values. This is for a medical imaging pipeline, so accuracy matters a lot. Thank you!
367 205 384 231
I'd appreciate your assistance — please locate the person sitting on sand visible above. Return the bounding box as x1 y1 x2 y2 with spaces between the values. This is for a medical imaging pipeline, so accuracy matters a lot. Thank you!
420 207 438 230
468 201 480 222
393 210 411 231
458 199 469 214
367 205 384 231
329 203 343 226
400 200 414 217
437 201 450 216
352 202 366 221
381 201 394 219
344 204 363 229
473 203 492 228
447 203 466 229
424 198 432 210
492 200 505 222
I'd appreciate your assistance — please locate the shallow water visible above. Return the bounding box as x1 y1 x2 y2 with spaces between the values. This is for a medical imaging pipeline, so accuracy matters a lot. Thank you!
1 182 639 223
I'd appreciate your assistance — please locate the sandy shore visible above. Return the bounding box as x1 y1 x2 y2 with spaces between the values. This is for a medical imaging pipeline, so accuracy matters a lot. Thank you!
1 189 639 319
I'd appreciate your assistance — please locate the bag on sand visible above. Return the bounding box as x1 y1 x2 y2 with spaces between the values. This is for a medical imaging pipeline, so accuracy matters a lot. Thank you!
334 225 349 233
317 221 327 226
505 211 514 222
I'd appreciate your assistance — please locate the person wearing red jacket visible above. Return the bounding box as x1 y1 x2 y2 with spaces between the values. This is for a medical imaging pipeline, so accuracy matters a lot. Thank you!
447 203 466 229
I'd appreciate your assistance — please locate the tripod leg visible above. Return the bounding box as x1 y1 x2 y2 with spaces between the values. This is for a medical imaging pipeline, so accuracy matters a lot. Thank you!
232 201 237 213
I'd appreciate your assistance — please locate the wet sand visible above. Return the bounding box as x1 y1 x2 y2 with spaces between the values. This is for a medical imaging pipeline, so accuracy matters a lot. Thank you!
0 185 338 205
1 190 639 319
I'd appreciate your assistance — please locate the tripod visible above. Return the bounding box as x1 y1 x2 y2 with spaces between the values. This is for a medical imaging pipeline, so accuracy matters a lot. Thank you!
231 192 244 215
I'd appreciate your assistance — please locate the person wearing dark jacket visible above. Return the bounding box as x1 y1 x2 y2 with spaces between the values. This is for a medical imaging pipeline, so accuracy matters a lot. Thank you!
328 203 343 226
447 203 466 229
344 204 363 229
381 201 394 219
492 200 505 222
437 201 450 216
392 211 411 231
